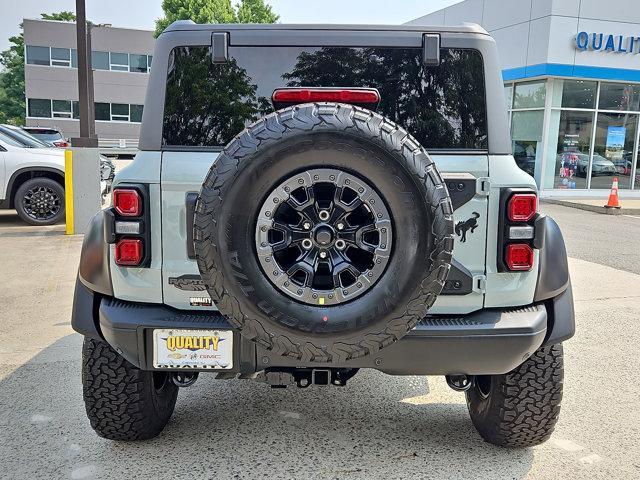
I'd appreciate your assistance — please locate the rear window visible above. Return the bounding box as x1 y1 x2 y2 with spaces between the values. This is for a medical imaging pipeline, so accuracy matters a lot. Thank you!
25 130 63 142
163 46 488 150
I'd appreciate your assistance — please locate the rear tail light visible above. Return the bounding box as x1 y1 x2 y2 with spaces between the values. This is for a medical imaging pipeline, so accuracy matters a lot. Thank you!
272 88 380 107
107 185 150 268
500 190 538 272
508 193 537 222
505 244 534 271
115 238 143 266
53 140 70 148
113 188 141 217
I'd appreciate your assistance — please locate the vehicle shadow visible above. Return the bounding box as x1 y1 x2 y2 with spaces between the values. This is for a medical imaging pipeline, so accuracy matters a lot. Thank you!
0 335 534 480
0 210 65 236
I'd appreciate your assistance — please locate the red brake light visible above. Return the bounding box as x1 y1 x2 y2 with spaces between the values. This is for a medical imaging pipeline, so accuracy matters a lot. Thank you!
272 88 380 106
113 189 141 217
506 243 534 271
115 238 143 266
53 140 70 147
508 193 537 222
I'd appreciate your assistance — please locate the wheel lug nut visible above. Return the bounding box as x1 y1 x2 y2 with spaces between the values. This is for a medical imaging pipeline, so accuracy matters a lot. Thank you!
319 251 328 259
303 222 312 230
337 223 344 230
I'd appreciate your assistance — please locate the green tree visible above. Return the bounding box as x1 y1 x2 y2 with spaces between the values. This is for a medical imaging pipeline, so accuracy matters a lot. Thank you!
155 0 279 37
284 47 487 149
0 12 76 125
236 0 278 23
163 46 266 145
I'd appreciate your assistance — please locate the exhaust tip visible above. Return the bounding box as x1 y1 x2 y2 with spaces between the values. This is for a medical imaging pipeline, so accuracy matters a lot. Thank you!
446 374 473 392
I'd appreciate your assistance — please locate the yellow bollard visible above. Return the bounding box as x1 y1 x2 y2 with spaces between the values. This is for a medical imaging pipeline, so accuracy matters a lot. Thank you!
64 149 75 235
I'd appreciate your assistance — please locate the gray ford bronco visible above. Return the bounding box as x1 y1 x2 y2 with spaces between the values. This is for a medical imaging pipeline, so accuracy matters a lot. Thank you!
72 22 574 447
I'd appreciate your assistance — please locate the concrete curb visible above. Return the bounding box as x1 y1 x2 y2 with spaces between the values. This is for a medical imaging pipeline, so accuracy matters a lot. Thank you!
542 199 640 215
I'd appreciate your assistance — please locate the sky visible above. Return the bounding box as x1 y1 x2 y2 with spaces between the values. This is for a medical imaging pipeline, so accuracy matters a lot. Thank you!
0 0 462 51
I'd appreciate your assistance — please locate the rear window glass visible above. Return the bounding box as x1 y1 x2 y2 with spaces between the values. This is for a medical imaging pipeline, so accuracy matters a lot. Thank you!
163 46 487 150
27 131 63 142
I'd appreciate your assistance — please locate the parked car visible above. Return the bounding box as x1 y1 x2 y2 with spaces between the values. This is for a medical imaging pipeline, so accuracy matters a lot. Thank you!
0 129 65 225
73 22 574 448
0 125 115 225
0 124 51 149
21 126 70 148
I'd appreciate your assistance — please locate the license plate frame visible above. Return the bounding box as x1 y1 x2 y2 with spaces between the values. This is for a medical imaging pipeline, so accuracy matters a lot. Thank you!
152 328 233 370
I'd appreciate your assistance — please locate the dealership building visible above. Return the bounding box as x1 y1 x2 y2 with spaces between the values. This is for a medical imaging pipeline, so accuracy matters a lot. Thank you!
23 19 154 152
410 0 640 195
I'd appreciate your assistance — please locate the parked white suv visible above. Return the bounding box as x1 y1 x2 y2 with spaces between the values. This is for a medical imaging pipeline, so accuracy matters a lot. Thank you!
0 127 65 225
0 125 114 225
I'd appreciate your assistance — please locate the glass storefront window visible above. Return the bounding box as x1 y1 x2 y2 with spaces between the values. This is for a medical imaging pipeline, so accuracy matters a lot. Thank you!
513 81 546 109
599 82 640 112
511 110 544 178
555 79 597 109
552 111 594 190
504 84 513 111
592 113 637 189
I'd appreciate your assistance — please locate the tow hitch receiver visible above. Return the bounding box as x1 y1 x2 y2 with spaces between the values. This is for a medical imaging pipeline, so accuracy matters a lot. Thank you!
256 368 359 388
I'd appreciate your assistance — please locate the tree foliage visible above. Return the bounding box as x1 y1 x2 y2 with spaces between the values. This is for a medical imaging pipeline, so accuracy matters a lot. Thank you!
0 12 76 125
163 46 270 145
155 0 278 37
283 47 487 149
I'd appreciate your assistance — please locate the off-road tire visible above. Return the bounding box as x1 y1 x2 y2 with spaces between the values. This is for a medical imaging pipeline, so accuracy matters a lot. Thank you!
81 338 179 441
466 344 564 448
14 177 65 226
194 102 454 364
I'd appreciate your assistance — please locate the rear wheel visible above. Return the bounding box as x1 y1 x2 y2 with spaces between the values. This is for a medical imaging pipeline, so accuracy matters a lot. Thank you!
14 177 65 225
466 344 564 448
82 338 178 441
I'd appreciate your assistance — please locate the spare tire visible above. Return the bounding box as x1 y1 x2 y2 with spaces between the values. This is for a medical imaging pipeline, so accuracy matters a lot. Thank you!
194 103 454 363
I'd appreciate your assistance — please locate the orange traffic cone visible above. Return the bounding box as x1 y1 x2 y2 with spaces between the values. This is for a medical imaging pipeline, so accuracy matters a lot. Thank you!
605 177 621 209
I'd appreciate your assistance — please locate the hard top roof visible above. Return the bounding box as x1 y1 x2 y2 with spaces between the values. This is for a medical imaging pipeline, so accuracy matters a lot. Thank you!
162 21 489 36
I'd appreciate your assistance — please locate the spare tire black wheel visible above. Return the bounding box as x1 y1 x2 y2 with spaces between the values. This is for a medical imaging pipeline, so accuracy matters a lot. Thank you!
194 103 454 363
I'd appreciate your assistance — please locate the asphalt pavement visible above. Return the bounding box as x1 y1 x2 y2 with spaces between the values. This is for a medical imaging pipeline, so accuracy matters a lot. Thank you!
541 202 640 274
0 205 639 480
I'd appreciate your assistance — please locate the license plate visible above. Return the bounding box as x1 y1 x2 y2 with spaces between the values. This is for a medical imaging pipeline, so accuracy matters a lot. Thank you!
153 329 233 370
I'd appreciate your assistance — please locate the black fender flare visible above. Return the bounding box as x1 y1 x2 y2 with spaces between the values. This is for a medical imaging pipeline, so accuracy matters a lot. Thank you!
533 215 575 345
533 215 569 302
72 210 113 340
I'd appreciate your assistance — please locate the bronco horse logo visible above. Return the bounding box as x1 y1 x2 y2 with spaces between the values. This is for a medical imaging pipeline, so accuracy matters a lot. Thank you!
455 212 480 243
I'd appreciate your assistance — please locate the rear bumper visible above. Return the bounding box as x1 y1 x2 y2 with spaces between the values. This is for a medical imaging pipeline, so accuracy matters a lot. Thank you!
73 279 567 376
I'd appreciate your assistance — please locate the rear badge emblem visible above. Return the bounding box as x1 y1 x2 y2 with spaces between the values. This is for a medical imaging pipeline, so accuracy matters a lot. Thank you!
455 212 480 243
169 275 207 291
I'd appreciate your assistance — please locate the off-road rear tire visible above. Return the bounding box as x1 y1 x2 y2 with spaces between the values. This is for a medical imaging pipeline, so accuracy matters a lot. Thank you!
194 102 454 364
81 338 178 441
466 343 564 448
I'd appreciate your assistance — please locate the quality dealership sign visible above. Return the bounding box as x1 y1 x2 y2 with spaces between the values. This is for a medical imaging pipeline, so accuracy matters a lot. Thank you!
575 32 640 53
